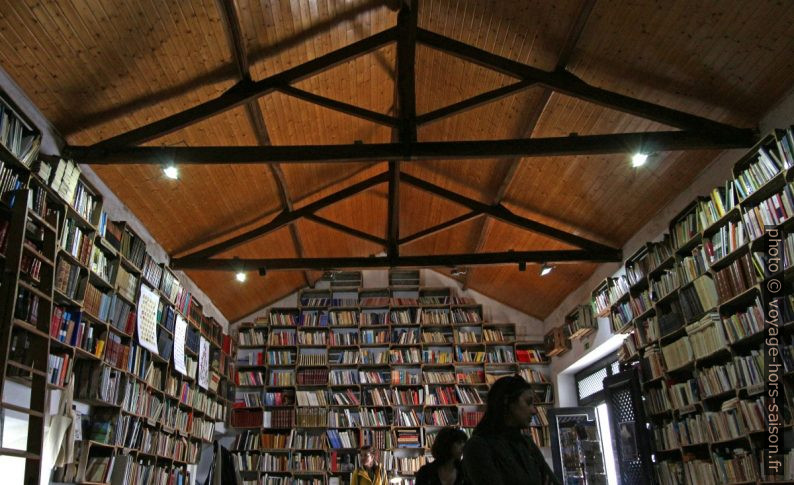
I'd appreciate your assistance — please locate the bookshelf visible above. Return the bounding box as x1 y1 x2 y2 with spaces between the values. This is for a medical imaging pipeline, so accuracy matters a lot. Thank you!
231 284 552 484
603 126 794 484
565 304 597 340
0 147 234 484
544 326 570 357
0 187 59 485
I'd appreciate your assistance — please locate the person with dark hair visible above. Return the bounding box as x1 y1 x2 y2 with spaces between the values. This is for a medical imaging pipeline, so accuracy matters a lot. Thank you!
462 375 561 485
415 427 468 485
351 444 388 485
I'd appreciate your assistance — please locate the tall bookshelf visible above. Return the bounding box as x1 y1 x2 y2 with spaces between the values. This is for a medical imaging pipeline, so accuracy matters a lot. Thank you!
231 274 552 485
0 87 48 484
609 127 794 484
0 139 234 483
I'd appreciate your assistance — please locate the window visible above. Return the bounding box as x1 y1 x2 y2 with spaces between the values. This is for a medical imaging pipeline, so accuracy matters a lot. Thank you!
575 355 620 406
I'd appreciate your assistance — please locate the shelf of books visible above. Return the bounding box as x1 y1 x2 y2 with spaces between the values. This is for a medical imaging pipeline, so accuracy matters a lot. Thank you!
0 138 234 484
605 126 794 484
231 279 553 485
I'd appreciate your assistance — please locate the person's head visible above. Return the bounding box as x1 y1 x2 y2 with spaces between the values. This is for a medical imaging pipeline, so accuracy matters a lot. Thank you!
359 445 376 467
475 375 537 433
431 427 468 464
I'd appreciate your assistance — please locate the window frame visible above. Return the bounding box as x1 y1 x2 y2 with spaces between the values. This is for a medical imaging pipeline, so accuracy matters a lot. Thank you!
575 354 620 406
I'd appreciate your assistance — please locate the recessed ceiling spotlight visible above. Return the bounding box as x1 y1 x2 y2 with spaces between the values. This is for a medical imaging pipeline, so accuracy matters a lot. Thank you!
540 263 554 276
163 164 179 179
631 153 648 168
235 271 247 283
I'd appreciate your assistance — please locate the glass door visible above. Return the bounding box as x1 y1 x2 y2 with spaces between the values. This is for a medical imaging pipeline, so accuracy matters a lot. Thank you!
549 406 608 485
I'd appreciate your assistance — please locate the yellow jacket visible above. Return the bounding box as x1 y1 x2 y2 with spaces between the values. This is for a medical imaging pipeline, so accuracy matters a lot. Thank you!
350 465 388 485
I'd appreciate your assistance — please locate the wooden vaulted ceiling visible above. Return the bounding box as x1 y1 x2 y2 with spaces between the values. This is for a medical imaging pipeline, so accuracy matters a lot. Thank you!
1 0 793 322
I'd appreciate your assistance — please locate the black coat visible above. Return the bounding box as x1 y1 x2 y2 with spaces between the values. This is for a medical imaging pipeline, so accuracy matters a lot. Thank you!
415 459 466 485
462 429 560 485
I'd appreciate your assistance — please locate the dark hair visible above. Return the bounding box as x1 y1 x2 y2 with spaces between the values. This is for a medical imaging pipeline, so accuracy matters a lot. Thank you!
474 375 534 434
431 427 468 463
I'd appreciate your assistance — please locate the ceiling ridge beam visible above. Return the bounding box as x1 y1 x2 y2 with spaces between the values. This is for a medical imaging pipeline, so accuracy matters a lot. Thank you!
276 85 399 127
400 172 618 255
88 27 398 149
171 249 622 271
70 130 757 164
174 171 389 262
416 27 754 139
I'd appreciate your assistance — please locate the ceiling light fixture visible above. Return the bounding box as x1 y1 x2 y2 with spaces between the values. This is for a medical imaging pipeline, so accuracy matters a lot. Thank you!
235 271 247 283
540 263 554 276
631 152 648 168
163 164 179 179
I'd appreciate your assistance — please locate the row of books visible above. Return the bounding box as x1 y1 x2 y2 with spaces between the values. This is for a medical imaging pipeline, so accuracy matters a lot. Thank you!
0 99 40 166
60 217 93 266
55 257 83 299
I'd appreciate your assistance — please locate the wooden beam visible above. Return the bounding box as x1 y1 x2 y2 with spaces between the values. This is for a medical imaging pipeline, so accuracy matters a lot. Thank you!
387 161 401 259
70 130 757 164
401 172 618 255
395 0 418 144
304 214 387 246
387 1 419 260
416 80 534 126
88 27 398 149
398 210 483 245
416 28 753 139
171 249 622 271
276 85 399 127
176 171 389 262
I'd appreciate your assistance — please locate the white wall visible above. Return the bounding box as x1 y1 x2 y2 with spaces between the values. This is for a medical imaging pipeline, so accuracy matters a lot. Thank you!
544 85 794 404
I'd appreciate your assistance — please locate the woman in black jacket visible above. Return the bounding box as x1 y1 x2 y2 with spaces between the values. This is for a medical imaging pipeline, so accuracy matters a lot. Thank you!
415 427 467 485
462 375 561 485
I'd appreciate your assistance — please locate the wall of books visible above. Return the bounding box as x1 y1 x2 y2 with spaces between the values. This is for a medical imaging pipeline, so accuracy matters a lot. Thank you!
603 127 794 484
0 106 235 485
231 276 552 485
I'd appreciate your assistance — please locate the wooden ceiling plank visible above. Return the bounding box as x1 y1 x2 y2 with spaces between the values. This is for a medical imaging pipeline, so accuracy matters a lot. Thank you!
462 0 596 289
175 170 389 261
401 172 618 255
7 1 113 131
416 27 753 138
217 0 313 288
88 26 398 148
